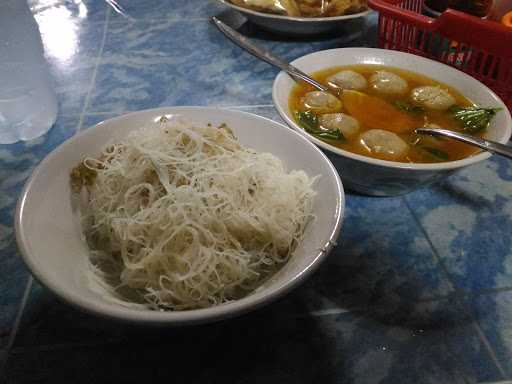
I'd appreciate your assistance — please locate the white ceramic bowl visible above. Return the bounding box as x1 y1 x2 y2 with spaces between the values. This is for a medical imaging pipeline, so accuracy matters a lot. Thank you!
273 48 512 196
15 107 344 325
216 0 371 35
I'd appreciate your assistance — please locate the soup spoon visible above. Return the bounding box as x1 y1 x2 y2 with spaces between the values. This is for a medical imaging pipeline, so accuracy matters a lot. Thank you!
416 127 512 160
211 17 329 92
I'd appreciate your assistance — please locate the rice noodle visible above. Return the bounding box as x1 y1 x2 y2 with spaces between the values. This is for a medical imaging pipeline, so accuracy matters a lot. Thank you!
72 118 317 310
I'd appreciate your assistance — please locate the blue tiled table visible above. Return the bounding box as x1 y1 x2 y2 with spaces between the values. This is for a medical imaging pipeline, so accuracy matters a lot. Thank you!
1 1 511 383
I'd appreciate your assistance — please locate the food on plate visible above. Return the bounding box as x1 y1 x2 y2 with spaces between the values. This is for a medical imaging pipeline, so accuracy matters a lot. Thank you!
228 0 368 17
289 64 501 163
359 129 409 160
411 86 456 111
70 118 317 310
319 113 360 138
369 70 409 95
301 91 342 114
230 0 300 15
449 105 500 134
326 70 367 91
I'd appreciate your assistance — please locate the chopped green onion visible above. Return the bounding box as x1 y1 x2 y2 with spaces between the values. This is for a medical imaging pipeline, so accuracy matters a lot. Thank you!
294 111 346 142
449 105 501 133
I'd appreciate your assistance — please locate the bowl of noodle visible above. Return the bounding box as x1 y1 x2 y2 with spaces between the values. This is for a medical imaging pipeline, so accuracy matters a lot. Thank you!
15 107 344 324
216 0 370 35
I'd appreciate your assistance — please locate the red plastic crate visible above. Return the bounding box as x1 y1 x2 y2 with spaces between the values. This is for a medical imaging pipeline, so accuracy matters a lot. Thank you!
368 0 512 111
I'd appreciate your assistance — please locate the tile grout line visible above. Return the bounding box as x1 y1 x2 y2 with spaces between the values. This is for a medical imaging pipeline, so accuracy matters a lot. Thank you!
67 111 114 117
470 286 512 298
411 285 512 304
305 308 352 317
75 7 112 133
402 196 508 379
75 105 277 121
0 276 33 375
472 324 510 378
107 16 219 25
226 104 275 109
402 195 464 293
32 12 222 31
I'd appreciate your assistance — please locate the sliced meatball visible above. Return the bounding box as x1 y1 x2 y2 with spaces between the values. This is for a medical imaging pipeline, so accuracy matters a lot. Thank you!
326 70 367 91
359 129 409 159
319 113 360 139
369 70 408 95
411 86 455 111
301 91 342 114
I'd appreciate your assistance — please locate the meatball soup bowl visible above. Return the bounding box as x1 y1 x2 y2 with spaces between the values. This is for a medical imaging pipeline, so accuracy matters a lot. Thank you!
273 48 512 196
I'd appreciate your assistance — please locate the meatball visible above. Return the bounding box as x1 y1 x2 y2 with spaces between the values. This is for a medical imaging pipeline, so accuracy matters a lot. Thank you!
369 71 408 95
326 70 367 91
301 91 342 114
359 129 409 159
411 86 455 111
319 113 360 139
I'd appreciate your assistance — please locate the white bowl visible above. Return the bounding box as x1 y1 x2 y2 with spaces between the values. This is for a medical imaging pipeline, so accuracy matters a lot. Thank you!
216 0 371 35
15 107 344 325
273 48 512 196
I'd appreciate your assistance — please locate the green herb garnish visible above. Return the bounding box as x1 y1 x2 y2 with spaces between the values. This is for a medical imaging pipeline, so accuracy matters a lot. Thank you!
449 105 501 134
422 146 450 161
295 111 346 142
393 100 425 115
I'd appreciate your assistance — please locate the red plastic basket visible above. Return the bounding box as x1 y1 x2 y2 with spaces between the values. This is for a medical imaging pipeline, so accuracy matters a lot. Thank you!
368 0 512 111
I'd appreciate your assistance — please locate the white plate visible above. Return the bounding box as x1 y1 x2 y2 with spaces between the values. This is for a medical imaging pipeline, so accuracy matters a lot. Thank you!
216 0 371 35
15 107 344 325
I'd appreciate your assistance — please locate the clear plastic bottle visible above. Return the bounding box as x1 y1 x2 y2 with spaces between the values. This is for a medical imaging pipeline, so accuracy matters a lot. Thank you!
0 0 58 144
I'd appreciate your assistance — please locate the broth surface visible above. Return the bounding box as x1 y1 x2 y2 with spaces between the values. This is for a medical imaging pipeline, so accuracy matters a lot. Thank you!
289 65 483 163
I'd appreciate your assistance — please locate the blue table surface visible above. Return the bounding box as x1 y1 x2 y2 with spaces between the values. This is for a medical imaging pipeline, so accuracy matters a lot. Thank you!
1 1 512 383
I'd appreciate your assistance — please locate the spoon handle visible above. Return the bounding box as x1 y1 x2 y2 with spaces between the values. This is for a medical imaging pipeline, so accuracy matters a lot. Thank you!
416 128 512 160
211 17 329 92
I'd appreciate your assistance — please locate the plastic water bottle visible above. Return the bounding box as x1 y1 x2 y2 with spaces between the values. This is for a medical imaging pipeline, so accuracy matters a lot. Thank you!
0 0 58 144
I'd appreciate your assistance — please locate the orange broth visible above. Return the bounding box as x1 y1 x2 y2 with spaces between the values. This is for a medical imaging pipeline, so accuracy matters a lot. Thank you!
289 65 483 163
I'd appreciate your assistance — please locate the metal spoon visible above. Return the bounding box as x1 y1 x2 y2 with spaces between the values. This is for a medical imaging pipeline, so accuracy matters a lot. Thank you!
416 128 512 160
211 16 329 92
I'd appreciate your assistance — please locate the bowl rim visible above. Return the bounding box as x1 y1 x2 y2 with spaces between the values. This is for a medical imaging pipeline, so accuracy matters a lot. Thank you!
215 0 371 21
273 47 512 171
15 106 345 325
